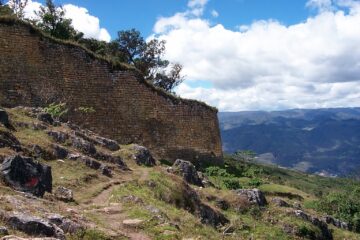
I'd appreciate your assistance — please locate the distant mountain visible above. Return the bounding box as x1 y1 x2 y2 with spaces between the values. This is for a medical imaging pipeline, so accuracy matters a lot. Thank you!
219 108 360 176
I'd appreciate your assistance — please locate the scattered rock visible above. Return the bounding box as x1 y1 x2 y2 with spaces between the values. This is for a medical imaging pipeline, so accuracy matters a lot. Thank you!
94 136 120 151
0 226 8 236
235 189 267 206
1 155 52 197
100 165 112 177
68 154 81 160
71 137 96 155
46 214 84 234
52 145 68 160
198 204 229 227
54 186 73 202
1 236 59 240
31 123 47 131
170 159 203 187
130 145 156 166
79 156 113 177
47 131 68 144
93 152 127 170
31 145 54 160
122 219 144 228
322 215 352 231
294 210 333 240
0 109 15 130
122 195 144 204
37 113 54 125
1 211 64 239
215 199 230 210
0 130 21 151
197 171 214 187
293 202 302 209
170 181 229 227
271 197 290 207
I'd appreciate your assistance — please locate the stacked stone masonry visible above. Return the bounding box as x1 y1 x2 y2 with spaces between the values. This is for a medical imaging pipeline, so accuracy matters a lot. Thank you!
0 20 223 165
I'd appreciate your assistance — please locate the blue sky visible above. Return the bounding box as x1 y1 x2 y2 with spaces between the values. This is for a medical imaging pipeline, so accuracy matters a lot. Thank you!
35 0 311 38
20 0 360 111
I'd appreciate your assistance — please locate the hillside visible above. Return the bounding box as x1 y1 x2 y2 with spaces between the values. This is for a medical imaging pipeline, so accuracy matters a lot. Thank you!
0 107 360 239
219 108 360 176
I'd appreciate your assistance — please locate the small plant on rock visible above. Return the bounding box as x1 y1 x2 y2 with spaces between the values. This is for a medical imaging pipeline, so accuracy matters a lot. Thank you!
44 102 68 120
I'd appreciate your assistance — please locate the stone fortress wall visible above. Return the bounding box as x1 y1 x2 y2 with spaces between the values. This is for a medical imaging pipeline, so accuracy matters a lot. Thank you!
0 19 223 165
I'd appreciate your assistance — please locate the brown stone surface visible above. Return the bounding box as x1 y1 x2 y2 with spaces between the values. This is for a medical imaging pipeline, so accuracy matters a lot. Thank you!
0 20 223 165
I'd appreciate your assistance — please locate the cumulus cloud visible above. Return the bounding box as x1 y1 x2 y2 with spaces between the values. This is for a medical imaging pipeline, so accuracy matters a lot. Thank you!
63 4 111 42
21 0 110 42
153 0 360 111
306 0 334 11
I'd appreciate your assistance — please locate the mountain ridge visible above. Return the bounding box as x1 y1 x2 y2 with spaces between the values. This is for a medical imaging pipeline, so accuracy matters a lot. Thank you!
219 107 360 176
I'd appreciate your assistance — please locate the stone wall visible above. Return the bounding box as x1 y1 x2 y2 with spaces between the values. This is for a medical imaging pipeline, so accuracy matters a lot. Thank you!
0 19 223 165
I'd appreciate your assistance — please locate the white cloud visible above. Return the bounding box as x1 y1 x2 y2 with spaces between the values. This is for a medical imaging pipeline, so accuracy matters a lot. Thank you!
63 4 111 42
21 0 111 42
153 0 360 111
211 10 219 18
306 0 334 12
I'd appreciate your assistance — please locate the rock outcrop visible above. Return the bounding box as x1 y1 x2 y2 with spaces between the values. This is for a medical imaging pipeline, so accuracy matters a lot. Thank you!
0 211 65 240
235 189 267 207
169 159 203 187
0 109 15 131
1 156 52 197
294 210 333 240
129 145 156 167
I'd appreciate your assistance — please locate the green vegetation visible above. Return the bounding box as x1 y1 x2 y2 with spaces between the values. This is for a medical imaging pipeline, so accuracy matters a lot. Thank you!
35 0 83 40
313 187 360 232
44 102 68 120
2 107 360 239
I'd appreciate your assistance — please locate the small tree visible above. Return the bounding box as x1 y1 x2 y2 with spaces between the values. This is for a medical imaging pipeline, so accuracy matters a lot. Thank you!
115 29 184 93
7 0 28 18
35 0 83 40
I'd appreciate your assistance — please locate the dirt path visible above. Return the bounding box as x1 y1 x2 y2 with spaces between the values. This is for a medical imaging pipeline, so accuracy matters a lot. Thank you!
90 180 123 205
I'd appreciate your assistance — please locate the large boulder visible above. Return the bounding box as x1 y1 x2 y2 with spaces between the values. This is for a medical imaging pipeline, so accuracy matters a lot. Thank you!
0 211 64 239
1 155 52 197
235 189 267 207
130 145 156 166
170 159 203 187
0 109 15 130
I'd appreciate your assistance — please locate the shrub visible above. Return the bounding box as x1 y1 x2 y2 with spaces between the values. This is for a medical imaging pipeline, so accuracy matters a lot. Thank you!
44 102 68 120
248 178 263 187
223 178 241 190
205 166 232 178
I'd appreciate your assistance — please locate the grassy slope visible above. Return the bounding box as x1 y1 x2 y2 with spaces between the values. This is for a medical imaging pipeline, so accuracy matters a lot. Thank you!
0 107 359 239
